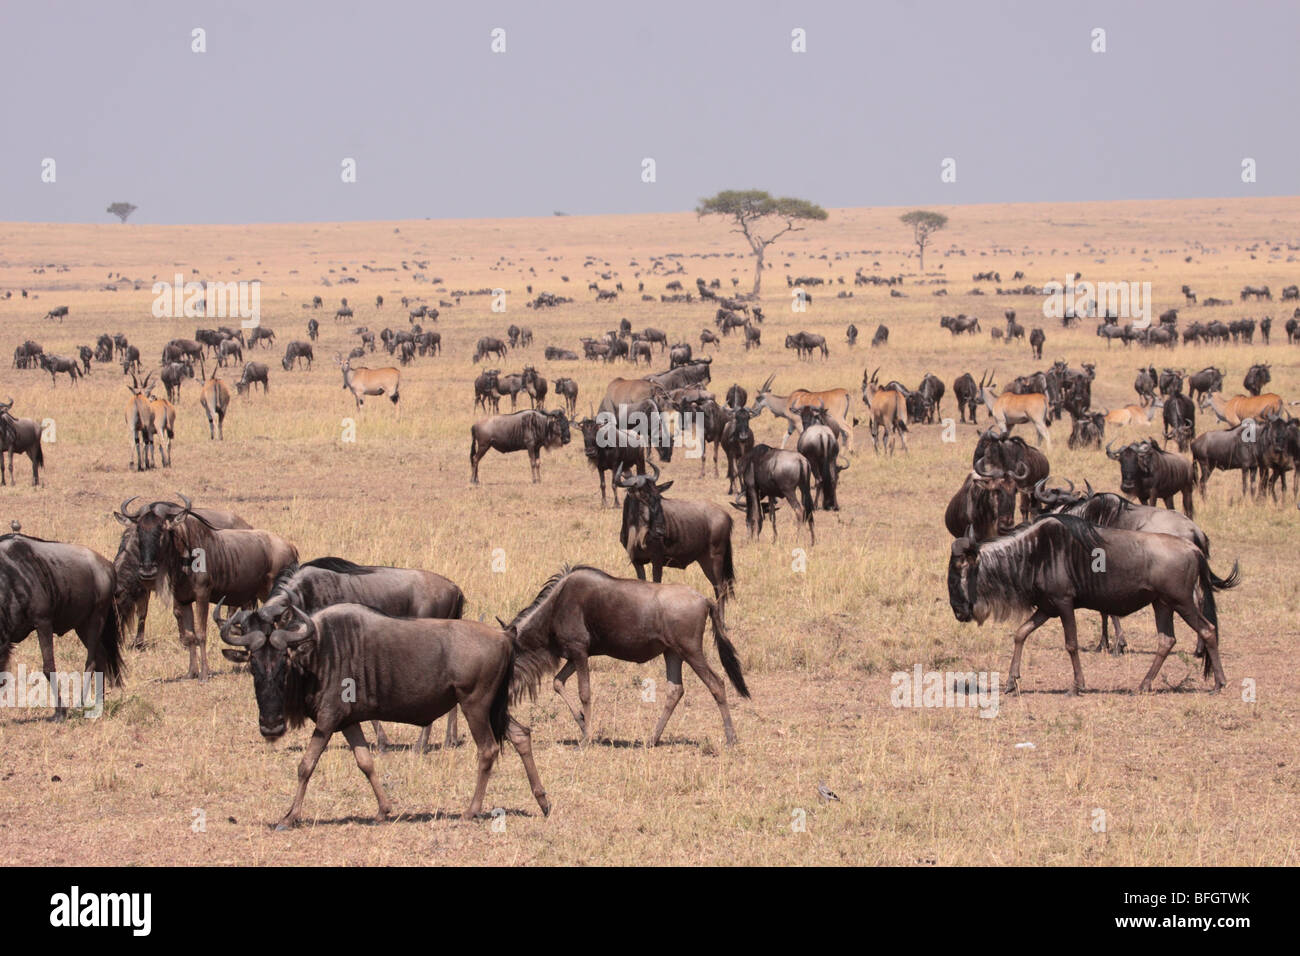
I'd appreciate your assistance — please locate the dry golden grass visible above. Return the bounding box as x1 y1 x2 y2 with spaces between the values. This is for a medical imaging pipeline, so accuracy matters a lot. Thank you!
0 197 1297 865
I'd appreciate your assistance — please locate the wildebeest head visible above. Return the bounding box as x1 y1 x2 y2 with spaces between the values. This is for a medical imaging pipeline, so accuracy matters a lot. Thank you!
1244 363 1271 395
947 531 981 623
1029 476 1084 515
616 461 672 542
113 493 203 582
222 601 315 739
731 406 755 445
1107 439 1153 495
972 456 1026 536
544 408 571 447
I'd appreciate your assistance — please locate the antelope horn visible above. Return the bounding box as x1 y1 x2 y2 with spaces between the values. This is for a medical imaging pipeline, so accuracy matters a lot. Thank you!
1032 477 1051 501
759 373 775 393
1105 439 1120 460
120 496 144 519
271 605 317 649
1012 460 1030 481
973 456 1000 478
648 460 661 483
212 596 230 628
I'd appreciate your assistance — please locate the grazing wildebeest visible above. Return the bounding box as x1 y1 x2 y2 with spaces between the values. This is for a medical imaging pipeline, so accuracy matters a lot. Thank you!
474 336 509 363
281 340 314 371
305 319 318 341
159 360 193 401
1187 367 1224 403
335 306 353 321
1243 363 1271 396
94 334 114 363
554 377 578 416
944 457 1024 541
338 355 401 415
870 324 889 347
235 361 270 397
120 345 143 375
505 565 749 745
217 556 467 753
1107 439 1195 516
720 405 756 495
940 314 981 335
473 368 501 413
1162 393 1196 452
577 414 646 505
948 515 1238 692
861 368 909 454
114 504 250 650
167 338 205 367
125 373 156 470
44 305 69 322
1066 409 1106 450
732 444 816 544
200 374 231 440
700 328 720 349
470 409 571 484
115 494 298 681
250 326 276 349
39 353 82 386
1190 422 1263 500
953 372 979 424
1028 327 1045 359
221 603 550 827
0 533 124 719
522 366 548 409
785 331 829 360
616 462 737 608
12 340 43 369
796 406 849 510
0 400 46 486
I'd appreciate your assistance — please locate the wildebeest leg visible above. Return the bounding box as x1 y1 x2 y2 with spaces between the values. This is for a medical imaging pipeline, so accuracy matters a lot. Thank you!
1167 602 1226 692
36 622 66 720
505 717 551 815
341 723 392 821
370 721 390 752
442 708 459 748
194 599 212 682
552 659 588 739
1138 604 1179 693
1005 608 1051 693
1059 605 1086 694
278 728 332 829
576 661 594 741
131 592 149 649
529 448 541 482
685 630 740 744
650 653 685 746
462 702 503 820
175 603 201 679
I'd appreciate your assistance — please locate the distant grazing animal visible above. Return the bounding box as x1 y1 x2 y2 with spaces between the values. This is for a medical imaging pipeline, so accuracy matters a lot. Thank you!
0 399 46 486
235 361 270 397
281 340 314 371
338 355 400 415
470 409 571 484
200 374 231 440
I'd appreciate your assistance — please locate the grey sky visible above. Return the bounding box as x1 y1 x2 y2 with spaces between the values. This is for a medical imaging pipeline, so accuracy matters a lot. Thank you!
2 0 1295 224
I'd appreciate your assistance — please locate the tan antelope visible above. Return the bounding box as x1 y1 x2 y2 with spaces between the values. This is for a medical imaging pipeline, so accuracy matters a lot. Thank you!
148 393 176 467
1199 390 1283 426
860 368 909 454
977 374 1051 447
337 353 401 417
1103 401 1163 428
751 374 855 454
200 373 230 440
126 372 156 470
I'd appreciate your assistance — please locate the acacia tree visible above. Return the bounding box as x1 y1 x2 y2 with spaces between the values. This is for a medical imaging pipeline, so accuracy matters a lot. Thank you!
106 202 138 224
900 210 947 272
697 190 827 296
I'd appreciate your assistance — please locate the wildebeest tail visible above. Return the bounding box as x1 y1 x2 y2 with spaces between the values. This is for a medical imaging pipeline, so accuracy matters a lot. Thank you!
100 598 126 687
818 454 836 510
708 600 750 698
720 537 736 599
1195 557 1240 675
800 468 815 520
469 429 479 468
449 588 465 620
490 649 513 744
33 440 44 471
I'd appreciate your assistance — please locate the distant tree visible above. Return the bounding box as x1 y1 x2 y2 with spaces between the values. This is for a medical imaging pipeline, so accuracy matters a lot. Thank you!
697 190 827 296
900 210 948 272
107 202 138 224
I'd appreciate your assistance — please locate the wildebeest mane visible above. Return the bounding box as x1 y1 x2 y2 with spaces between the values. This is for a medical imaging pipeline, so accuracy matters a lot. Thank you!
507 565 614 703
973 515 1102 621
302 556 379 576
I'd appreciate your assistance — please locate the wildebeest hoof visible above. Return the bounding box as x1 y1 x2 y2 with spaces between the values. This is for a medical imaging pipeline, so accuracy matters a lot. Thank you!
1138 681 1154 694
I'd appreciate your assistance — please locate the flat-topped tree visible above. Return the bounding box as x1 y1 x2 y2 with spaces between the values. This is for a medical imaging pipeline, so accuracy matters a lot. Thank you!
900 210 947 272
697 190 827 296
107 202 138 224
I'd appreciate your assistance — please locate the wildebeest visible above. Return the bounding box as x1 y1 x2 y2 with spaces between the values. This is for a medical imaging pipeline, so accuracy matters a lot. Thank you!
845 323 858 346
76 345 93 375
250 326 276 349
1067 409 1106 450
1162 392 1196 451
494 371 527 411
0 533 124 719
973 430 1050 523
861 368 909 454
953 372 979 424
94 334 114 363
235 361 270 397
743 322 762 349
948 515 1237 692
1190 422 1263 499
281 340 314 371
470 409 571 484
616 462 737 610
870 324 889 347
720 406 756 495
505 565 749 745
217 556 467 752
785 331 829 360
669 343 693 368
545 346 579 361
200 374 231 440
915 372 945 424
39 353 82 386
553 377 578 416
732 444 816 544
115 495 298 680
305 319 318 341
1257 414 1300 501
1134 366 1158 406
1107 439 1195 516
522 366 548 409
1187 366 1224 403
796 405 849 510
473 368 501 413
0 400 45 486
159 360 194 401
338 356 401 415
943 457 1023 541
12 340 44 369
1243 363 1271 396
940 314 981 335
1028 327 1045 359
474 336 509 363
725 384 748 410
575 414 646 505
217 338 244 367
221 603 550 827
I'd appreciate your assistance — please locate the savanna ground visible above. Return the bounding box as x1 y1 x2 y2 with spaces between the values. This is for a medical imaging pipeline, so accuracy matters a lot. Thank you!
1 197 1297 866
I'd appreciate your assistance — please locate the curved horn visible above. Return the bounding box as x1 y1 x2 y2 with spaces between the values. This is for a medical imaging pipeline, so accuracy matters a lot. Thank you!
1061 477 1075 493
120 495 144 519
271 605 317 649
759 373 775 394
648 460 661 483
212 596 230 628
1032 477 1052 501
1012 460 1030 481
973 456 1001 478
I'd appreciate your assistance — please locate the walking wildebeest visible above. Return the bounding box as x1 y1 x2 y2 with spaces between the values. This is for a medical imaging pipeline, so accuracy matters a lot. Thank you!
470 409 571 484
796 405 849 510
221 603 550 827
0 533 124 718
732 444 816 544
615 462 737 609
39 353 82 386
115 494 298 681
217 556 467 752
948 515 1238 692
474 336 508 363
504 565 749 745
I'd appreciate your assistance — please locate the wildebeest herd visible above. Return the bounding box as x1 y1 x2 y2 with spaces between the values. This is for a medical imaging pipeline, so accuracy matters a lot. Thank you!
5 249 1299 841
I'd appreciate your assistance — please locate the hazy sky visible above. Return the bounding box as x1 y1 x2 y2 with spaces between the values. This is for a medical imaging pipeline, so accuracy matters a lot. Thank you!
2 0 1296 224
